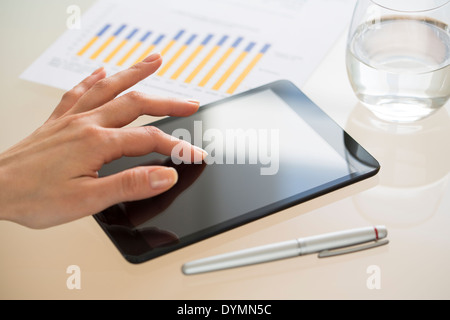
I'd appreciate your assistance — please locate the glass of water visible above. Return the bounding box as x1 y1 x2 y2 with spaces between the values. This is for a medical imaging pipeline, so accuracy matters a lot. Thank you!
346 0 450 122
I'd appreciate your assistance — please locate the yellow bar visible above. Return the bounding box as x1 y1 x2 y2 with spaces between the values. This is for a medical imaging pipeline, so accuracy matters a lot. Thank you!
90 36 115 60
77 36 99 56
212 51 248 91
170 45 204 80
198 47 234 87
227 53 263 94
161 40 176 56
157 45 188 77
185 45 219 84
103 39 128 63
134 44 156 65
117 42 142 66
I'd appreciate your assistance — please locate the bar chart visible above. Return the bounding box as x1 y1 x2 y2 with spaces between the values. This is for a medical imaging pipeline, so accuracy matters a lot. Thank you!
21 0 357 106
76 24 270 95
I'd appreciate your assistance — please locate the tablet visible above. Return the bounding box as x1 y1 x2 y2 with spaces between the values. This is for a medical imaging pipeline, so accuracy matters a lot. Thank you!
94 80 380 264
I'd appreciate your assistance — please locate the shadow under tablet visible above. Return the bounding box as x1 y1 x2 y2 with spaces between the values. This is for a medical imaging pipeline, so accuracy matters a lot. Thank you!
94 80 380 264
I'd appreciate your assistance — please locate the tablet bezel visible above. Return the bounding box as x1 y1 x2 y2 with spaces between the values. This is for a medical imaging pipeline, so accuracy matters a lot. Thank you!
94 80 380 264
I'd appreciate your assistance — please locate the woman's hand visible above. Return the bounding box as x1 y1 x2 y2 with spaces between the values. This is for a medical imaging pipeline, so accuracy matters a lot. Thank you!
0 53 206 229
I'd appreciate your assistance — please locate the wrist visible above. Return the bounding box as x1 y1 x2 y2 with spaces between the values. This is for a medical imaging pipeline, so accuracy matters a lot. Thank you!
0 159 20 223
0 167 10 222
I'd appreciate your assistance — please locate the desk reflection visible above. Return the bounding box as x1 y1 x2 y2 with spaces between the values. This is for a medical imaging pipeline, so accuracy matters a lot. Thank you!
346 104 450 227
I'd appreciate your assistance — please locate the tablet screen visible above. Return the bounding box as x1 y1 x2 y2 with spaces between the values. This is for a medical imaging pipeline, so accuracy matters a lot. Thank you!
95 81 379 263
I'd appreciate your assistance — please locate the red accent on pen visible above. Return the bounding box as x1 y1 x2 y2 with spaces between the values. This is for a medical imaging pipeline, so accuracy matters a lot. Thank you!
374 227 379 240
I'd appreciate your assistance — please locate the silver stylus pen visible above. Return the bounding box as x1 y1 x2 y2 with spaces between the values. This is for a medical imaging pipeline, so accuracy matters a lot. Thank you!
182 226 388 275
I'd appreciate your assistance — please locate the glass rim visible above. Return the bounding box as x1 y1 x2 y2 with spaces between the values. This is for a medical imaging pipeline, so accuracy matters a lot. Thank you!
370 0 450 13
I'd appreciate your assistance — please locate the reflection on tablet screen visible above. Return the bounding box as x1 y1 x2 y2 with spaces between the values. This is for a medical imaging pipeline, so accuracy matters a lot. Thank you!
95 82 379 263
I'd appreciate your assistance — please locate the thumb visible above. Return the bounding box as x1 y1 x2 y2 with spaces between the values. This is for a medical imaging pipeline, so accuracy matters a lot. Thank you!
92 166 178 209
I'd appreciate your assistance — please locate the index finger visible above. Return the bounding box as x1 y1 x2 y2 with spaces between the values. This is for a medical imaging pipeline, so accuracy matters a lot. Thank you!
69 53 162 114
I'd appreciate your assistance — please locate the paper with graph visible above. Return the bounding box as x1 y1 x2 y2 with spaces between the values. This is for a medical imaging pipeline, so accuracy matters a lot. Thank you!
21 0 356 104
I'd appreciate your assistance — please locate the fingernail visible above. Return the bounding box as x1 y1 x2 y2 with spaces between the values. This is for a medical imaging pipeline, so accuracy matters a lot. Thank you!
91 67 104 75
149 167 178 190
143 53 161 63
193 145 208 160
187 99 200 107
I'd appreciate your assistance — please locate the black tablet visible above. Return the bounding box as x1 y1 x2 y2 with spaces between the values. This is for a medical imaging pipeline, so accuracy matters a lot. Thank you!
94 80 380 264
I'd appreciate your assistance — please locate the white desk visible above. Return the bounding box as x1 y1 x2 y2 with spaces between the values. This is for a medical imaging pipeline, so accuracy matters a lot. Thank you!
1 0 449 299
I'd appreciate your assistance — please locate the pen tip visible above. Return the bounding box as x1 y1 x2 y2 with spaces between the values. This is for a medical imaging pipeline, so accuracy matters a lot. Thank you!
375 225 387 239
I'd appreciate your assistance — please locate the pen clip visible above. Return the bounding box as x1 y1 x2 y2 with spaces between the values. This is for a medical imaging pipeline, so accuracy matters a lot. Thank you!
318 239 389 258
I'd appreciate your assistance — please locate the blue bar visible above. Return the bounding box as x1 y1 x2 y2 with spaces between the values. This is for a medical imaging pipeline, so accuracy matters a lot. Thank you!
185 34 197 45
140 31 152 42
97 24 111 37
260 44 271 54
153 34 165 45
113 24 127 37
174 30 185 40
244 42 256 52
201 34 214 46
126 28 139 40
217 35 228 46
232 37 243 48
